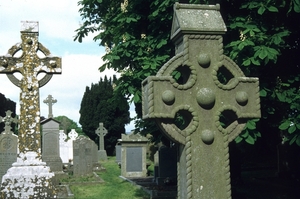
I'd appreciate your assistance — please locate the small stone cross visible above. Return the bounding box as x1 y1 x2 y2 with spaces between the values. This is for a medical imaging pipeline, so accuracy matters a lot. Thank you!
142 4 260 199
0 110 18 134
43 94 57 118
95 122 107 151
0 21 62 160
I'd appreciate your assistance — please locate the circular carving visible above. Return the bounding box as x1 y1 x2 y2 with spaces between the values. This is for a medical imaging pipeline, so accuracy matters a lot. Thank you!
162 90 175 105
1 60 8 67
50 61 57 68
197 88 215 109
1 137 13 150
201 129 214 144
26 38 33 45
198 53 211 68
236 91 248 106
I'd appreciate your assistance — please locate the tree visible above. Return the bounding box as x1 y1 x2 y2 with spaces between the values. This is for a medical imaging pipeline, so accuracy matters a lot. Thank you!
79 75 130 155
75 0 300 146
54 115 83 136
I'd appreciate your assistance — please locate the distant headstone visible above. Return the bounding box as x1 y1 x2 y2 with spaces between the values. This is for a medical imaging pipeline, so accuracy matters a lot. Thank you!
120 133 148 177
68 129 78 164
59 130 70 163
115 141 122 164
0 110 18 181
95 122 108 161
41 118 63 172
73 135 97 176
0 21 61 198
43 94 57 118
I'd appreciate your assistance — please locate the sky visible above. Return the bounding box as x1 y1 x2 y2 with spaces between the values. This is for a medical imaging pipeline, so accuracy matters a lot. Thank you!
0 0 135 133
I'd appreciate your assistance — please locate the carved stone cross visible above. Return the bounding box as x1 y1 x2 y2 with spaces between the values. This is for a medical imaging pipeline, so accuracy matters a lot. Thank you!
0 21 61 160
43 94 57 118
95 122 108 151
0 110 18 134
142 4 260 199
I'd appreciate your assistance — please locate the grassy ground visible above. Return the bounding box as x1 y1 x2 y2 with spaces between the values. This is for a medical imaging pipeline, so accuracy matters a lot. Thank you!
68 157 150 199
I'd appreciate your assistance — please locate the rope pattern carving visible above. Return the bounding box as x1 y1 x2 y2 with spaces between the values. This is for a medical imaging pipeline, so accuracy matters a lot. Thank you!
223 134 231 199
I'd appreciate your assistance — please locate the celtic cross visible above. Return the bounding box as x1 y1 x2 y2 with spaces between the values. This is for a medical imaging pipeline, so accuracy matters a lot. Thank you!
95 122 108 151
43 94 57 118
142 4 260 199
0 110 18 134
0 21 62 160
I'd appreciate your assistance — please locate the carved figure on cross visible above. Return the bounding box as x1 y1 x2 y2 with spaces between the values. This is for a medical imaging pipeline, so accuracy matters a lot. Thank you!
0 110 18 134
142 4 260 199
43 94 57 118
95 122 108 151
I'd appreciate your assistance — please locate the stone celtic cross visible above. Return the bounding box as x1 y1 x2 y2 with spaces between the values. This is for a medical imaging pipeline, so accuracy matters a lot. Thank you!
0 110 18 134
95 122 108 151
0 21 62 160
43 94 57 118
142 4 260 199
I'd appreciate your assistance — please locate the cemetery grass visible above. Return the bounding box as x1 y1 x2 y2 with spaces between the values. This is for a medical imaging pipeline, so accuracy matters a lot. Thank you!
69 156 150 199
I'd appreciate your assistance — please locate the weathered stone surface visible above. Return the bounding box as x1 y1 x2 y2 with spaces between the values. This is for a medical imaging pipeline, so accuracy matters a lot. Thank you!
142 3 260 199
120 133 148 178
0 21 61 198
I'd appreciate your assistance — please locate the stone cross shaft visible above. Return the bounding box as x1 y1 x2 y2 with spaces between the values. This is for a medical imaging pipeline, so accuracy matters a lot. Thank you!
0 21 62 160
142 4 260 199
0 110 18 134
95 122 107 150
43 94 57 118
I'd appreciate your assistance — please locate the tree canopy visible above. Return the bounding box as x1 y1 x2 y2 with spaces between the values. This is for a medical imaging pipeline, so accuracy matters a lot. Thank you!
79 75 130 155
75 0 300 146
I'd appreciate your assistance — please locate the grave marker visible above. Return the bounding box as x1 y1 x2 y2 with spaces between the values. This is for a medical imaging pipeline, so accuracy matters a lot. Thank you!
43 94 57 118
0 110 18 182
142 4 260 199
95 122 108 161
0 21 61 198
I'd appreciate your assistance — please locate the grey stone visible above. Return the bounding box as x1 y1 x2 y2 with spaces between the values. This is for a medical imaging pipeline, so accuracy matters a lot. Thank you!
115 142 122 164
95 122 108 161
120 133 148 177
41 118 63 172
43 94 57 118
142 3 260 199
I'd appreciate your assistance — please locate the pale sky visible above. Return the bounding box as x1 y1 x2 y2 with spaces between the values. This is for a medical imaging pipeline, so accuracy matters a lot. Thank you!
0 0 135 132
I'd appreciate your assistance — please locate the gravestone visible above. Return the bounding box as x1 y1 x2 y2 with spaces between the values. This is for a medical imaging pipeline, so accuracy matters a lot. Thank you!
68 129 78 164
115 141 122 164
142 3 260 199
59 130 70 163
73 135 97 176
0 110 18 182
120 133 148 178
0 21 61 198
41 118 63 172
43 94 57 118
95 122 108 161
155 146 177 185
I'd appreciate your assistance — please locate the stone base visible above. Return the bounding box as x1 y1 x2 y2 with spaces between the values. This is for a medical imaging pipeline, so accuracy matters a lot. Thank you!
0 152 57 199
98 150 107 161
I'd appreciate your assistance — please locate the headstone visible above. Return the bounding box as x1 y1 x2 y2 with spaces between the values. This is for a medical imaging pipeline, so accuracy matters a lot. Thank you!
0 21 61 198
73 135 97 176
142 4 260 199
68 129 78 164
43 94 57 118
115 141 122 164
59 130 70 163
155 146 177 185
41 118 63 172
95 122 108 161
120 133 148 178
0 110 18 182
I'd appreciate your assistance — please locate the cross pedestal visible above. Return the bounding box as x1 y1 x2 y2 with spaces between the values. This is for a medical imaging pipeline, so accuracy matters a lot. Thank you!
95 122 108 161
142 4 260 199
43 94 57 118
0 21 62 198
